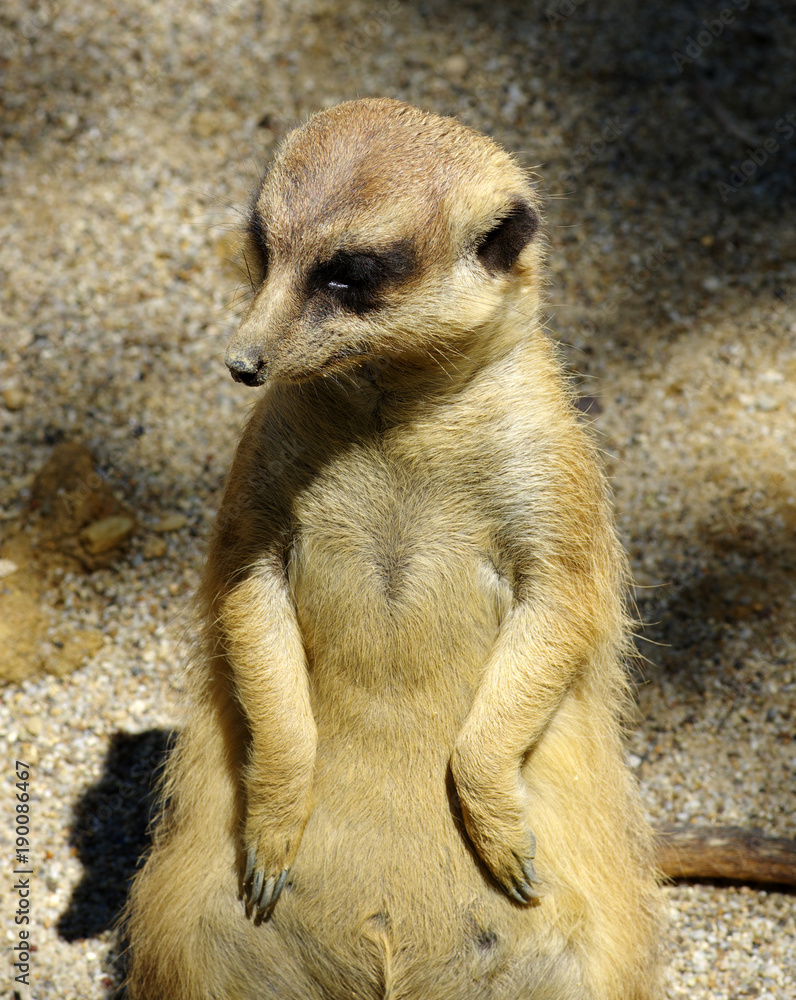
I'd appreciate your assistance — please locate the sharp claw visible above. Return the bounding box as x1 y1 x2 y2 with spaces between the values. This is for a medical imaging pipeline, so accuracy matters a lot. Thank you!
255 868 290 918
273 867 289 902
244 847 255 885
263 874 276 906
251 866 265 906
509 877 541 903
522 856 540 887
520 854 542 899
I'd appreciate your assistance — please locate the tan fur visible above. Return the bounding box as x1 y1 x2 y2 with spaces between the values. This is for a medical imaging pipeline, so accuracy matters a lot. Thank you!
124 98 662 999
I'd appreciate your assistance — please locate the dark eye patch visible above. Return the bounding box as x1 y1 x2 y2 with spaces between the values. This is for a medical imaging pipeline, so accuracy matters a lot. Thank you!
310 239 416 313
475 198 538 274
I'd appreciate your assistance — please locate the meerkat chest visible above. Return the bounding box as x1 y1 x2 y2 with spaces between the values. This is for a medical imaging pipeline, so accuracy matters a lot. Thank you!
287 441 512 687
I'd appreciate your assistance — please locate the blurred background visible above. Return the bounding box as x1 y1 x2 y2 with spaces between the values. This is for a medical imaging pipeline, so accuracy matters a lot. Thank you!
1 1 794 997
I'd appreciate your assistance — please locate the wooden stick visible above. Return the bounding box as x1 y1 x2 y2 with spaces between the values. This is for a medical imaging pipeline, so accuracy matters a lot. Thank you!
654 825 796 887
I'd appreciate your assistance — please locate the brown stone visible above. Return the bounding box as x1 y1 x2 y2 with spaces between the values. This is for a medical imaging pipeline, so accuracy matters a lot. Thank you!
79 515 136 554
27 441 137 570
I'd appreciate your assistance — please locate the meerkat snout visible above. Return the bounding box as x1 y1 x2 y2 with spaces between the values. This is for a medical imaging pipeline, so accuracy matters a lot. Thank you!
225 345 266 385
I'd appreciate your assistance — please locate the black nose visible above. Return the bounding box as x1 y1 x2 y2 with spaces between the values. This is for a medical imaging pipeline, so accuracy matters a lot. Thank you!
225 351 266 386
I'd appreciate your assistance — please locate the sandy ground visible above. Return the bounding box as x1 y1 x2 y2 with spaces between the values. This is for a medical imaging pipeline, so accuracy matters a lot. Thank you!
1 0 794 997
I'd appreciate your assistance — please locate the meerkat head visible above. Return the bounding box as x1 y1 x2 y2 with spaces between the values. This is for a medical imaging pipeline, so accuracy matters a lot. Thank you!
226 98 544 386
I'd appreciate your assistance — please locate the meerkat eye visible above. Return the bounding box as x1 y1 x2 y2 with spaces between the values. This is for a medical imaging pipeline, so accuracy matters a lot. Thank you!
311 240 415 313
475 198 538 274
242 208 269 287
317 252 381 293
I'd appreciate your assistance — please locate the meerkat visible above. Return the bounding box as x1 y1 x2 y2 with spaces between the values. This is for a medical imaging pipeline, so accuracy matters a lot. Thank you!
123 97 662 1000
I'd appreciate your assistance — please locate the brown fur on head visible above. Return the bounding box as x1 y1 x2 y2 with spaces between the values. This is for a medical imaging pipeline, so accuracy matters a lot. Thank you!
227 98 543 385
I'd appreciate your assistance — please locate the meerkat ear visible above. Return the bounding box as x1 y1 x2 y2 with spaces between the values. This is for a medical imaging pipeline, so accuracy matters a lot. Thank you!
475 198 538 273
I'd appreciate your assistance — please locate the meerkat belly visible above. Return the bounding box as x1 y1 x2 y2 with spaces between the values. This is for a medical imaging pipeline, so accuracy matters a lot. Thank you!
282 460 515 917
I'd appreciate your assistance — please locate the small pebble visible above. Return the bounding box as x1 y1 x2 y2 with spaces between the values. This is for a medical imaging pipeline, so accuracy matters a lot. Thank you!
0 558 19 577
443 54 468 76
142 536 168 559
155 513 188 532
2 387 26 410
25 715 43 736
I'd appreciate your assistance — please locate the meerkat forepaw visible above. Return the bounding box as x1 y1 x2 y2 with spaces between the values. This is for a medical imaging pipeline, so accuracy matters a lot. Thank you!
485 829 542 904
458 802 542 902
243 847 290 918
241 800 309 918
452 751 542 903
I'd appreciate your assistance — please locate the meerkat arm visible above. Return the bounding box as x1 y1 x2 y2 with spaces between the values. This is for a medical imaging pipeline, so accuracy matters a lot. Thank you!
219 559 317 917
451 562 609 903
